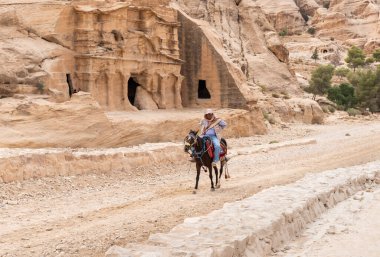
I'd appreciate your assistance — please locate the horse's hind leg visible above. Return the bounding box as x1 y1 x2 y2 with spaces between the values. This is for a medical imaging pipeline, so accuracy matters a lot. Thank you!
217 163 224 188
219 162 224 180
214 166 221 189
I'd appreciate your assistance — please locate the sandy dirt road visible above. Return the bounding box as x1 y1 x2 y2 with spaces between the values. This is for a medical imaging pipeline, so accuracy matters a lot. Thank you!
1 116 380 257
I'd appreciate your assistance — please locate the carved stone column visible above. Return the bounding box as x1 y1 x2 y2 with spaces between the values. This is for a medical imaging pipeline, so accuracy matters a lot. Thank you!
174 75 184 108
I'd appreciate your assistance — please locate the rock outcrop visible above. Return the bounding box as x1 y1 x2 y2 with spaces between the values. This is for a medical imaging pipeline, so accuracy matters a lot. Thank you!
174 0 300 94
0 93 266 148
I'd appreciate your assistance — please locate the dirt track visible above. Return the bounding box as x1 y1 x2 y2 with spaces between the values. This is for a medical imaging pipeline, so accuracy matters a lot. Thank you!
1 116 380 257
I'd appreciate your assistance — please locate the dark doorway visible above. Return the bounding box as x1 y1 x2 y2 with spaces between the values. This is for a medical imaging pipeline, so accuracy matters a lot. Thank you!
66 73 74 97
198 80 211 99
128 77 140 105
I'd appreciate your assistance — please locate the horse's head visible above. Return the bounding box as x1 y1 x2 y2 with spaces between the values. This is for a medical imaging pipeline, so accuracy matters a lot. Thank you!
184 130 197 153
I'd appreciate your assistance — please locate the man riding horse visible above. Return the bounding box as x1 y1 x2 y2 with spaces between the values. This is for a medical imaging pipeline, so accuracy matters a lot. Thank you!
197 109 227 168
184 109 228 191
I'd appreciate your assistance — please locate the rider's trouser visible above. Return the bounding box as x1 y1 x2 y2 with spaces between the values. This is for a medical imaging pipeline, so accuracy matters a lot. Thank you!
210 135 221 163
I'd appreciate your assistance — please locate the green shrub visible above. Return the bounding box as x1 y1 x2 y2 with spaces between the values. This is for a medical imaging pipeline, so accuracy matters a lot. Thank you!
306 64 335 99
307 27 316 35
347 108 361 116
311 49 319 62
365 57 375 64
334 67 350 79
327 83 357 110
373 49 380 62
348 66 380 112
279 28 288 37
345 46 365 71
36 82 45 94
258 83 268 92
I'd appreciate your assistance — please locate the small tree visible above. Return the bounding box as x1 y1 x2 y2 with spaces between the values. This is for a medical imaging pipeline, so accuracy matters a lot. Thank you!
307 27 316 35
366 57 375 65
305 64 335 100
345 46 366 71
373 49 380 62
279 28 288 37
334 67 350 79
311 49 319 63
348 66 380 112
327 83 357 110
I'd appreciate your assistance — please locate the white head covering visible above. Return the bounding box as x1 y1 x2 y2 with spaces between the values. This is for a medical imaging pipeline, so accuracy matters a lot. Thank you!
204 108 213 115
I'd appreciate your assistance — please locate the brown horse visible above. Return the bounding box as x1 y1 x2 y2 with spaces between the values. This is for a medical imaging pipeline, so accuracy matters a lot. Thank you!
184 130 227 191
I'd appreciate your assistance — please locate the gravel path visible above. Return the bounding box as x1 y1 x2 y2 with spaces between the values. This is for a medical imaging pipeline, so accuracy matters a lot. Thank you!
0 117 380 256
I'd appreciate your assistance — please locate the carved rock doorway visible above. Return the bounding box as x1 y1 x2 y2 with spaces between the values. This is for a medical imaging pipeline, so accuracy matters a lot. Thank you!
128 77 140 108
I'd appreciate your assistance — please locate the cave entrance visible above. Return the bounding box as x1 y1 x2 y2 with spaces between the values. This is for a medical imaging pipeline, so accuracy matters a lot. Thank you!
66 73 74 97
128 77 140 106
198 80 211 99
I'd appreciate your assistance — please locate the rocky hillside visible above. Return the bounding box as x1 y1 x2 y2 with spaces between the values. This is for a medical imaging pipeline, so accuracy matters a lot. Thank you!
174 0 379 89
0 0 378 140
173 0 379 120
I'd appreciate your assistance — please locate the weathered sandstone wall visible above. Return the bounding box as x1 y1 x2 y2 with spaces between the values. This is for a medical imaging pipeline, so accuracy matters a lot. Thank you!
174 0 300 94
0 1 184 111
73 2 183 111
178 12 248 108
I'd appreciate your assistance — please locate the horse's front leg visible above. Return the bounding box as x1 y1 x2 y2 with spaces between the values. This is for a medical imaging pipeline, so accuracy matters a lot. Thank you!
194 163 201 191
209 166 215 191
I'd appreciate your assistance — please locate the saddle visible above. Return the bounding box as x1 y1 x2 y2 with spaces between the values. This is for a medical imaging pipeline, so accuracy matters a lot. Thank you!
205 138 227 159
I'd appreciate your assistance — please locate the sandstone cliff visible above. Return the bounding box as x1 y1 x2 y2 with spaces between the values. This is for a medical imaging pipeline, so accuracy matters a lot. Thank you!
1 0 379 147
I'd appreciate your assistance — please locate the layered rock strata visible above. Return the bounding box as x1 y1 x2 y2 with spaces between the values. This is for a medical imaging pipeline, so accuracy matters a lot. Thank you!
0 93 267 148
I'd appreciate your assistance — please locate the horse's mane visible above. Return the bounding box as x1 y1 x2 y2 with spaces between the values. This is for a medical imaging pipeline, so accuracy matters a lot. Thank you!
189 129 198 135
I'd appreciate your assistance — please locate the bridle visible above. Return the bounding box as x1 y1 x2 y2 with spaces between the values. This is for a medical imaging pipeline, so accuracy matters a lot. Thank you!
184 132 197 152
